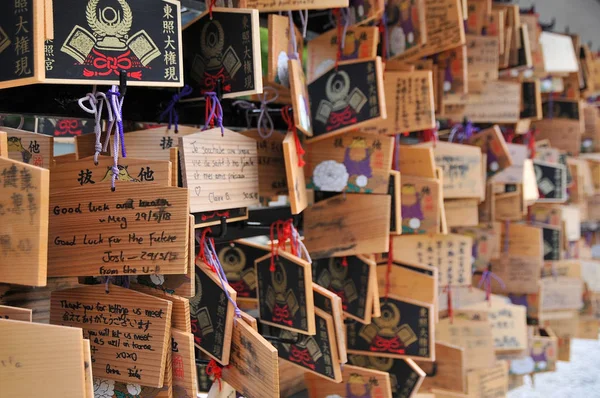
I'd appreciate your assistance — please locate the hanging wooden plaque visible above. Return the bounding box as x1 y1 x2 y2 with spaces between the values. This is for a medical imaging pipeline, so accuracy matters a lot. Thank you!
305 364 393 398
306 27 379 82
467 126 512 177
111 126 199 161
400 175 440 234
221 315 279 398
466 35 499 91
313 283 347 364
540 276 583 312
0 157 49 286
50 285 172 387
243 0 349 11
0 319 86 397
437 45 468 96
289 59 313 137
182 8 262 99
346 295 435 361
308 58 386 141
386 0 427 60
435 317 495 372
190 262 237 365
312 255 375 324
0 305 32 322
48 184 189 277
306 132 393 194
533 160 567 203
398 145 436 178
465 0 491 35
466 361 508 398
282 130 309 214
415 342 466 393
50 155 172 192
534 119 582 156
45 0 183 87
130 284 191 333
443 81 521 123
267 14 302 88
377 262 437 306
3 128 53 169
303 194 391 259
348 355 425 398
171 329 198 398
0 131 7 157
179 128 259 213
255 250 315 335
270 308 342 382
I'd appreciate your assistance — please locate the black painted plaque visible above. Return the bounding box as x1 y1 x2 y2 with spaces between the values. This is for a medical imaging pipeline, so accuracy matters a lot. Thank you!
0 0 37 85
214 240 269 300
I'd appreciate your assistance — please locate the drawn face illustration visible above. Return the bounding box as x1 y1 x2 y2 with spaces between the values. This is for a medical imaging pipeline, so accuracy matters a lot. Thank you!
326 71 351 105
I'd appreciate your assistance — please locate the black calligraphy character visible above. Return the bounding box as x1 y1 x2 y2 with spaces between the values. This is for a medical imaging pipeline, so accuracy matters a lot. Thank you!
333 138 344 148
137 167 155 182
372 139 382 150
19 168 33 191
27 192 36 222
0 235 11 255
2 165 18 188
28 140 40 154
160 137 173 150
10 193 23 215
77 169 95 185
171 338 179 352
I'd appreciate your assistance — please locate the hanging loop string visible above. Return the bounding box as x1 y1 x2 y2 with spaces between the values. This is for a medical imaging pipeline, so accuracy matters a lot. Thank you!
208 0 216 19
449 120 478 143
206 359 223 391
203 92 224 136
298 9 309 38
269 219 310 272
106 86 126 191
160 85 193 133
282 106 306 167
78 88 108 165
231 100 256 129
477 268 506 303
257 86 279 138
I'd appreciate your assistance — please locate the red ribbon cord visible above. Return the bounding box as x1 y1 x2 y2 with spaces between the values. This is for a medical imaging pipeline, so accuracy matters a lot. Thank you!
333 9 343 69
332 288 348 311
282 107 305 167
290 346 316 370
272 303 293 326
206 359 223 391
208 0 217 19
384 238 394 299
83 50 142 80
205 96 216 129
229 280 251 297
326 107 357 131
203 68 232 92
370 335 405 354
269 219 297 271
341 256 348 267
378 21 387 64
528 128 537 159
446 285 453 324
195 228 216 272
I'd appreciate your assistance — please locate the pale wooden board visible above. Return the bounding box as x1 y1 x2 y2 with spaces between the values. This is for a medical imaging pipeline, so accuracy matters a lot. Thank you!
467 125 513 175
466 361 508 398
415 342 466 394
267 14 303 88
117 126 200 161
390 234 473 287
0 319 86 398
282 131 308 214
289 58 313 137
312 283 347 363
466 35 499 91
2 127 53 169
50 285 172 387
0 131 7 157
130 283 191 333
386 0 428 60
533 118 583 156
171 329 198 398
222 317 279 398
539 31 579 73
240 310 259 331
305 364 393 398
306 26 379 82
0 305 32 321
0 157 49 286
303 194 390 259
443 81 521 123
50 155 172 192
48 184 189 277
305 131 393 194
437 45 468 96
465 0 491 35
444 199 479 227
240 130 287 201
435 317 495 372
83 340 94 398
399 145 436 178
179 128 260 213
53 153 77 165
170 148 179 187
400 174 441 234
376 263 437 305
539 276 584 312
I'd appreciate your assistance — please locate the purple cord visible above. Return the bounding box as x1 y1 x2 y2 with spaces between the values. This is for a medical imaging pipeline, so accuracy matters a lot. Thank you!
203 92 224 136
477 269 506 291
504 220 510 253
160 85 193 133
107 86 126 190
204 239 242 318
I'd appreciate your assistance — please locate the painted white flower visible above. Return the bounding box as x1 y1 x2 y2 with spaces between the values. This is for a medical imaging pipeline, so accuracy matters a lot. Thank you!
93 378 115 398
510 356 535 375
409 218 421 230
127 383 142 395
315 59 335 78
313 160 349 192
277 51 290 87
298 94 311 132
390 27 406 56
150 274 165 285
356 175 368 188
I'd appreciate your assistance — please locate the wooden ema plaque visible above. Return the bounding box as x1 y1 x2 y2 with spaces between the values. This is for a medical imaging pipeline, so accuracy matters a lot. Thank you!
243 0 349 11
466 35 500 91
109 126 199 161
48 184 189 277
171 329 198 398
540 276 583 312
50 285 172 387
348 355 425 398
313 284 347 364
443 81 521 123
267 14 302 88
190 262 237 365
221 315 279 398
305 132 393 194
282 130 309 215
306 26 379 82
0 157 49 286
437 45 468 96
467 361 508 397
415 342 466 394
465 0 491 35
376 262 437 306
346 295 435 361
398 145 436 178
0 305 32 322
3 127 53 169
305 364 393 398
45 0 183 87
533 160 568 203
454 223 501 273
467 126 513 177
50 155 172 192
386 0 427 60
241 130 286 203
182 8 262 99
179 128 259 213
435 317 495 372
303 194 391 259
400 174 440 234
308 58 386 141
521 81 542 120
534 119 582 156
390 234 473 287
130 283 191 333
312 255 375 324
0 319 86 398
270 307 342 382
289 59 313 137
0 0 43 89
255 250 315 335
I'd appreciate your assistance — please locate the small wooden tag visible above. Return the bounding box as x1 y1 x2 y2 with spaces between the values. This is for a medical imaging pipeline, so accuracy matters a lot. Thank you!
305 364 393 398
179 128 259 213
534 119 582 156
48 184 189 277
267 14 302 88
466 361 508 398
415 342 466 393
467 126 513 177
3 127 53 169
303 194 391 259
183 8 262 99
190 262 237 365
398 145 436 178
282 131 309 214
289 59 313 137
130 284 191 333
255 250 315 335
453 223 501 272
400 175 440 234
221 316 280 398
0 305 32 322
308 58 386 141
306 132 393 194
436 317 495 371
346 295 435 361
0 157 49 286
348 355 425 397
466 35 499 91
443 81 521 123
376 262 437 305
465 0 491 35
171 329 198 398
386 0 427 59
271 307 342 382
312 283 347 364
533 160 568 203
540 276 583 312
50 285 172 387
313 255 375 324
